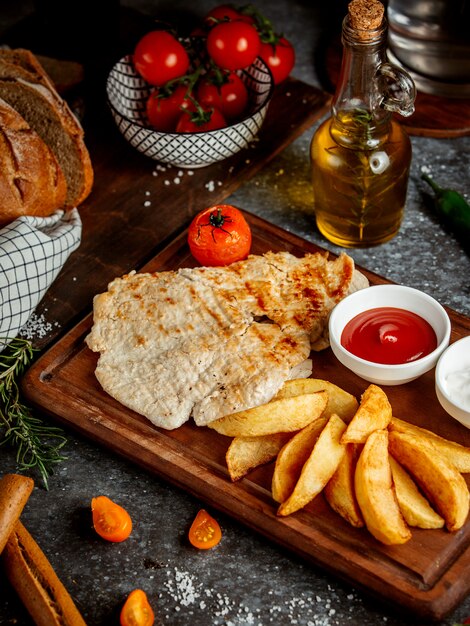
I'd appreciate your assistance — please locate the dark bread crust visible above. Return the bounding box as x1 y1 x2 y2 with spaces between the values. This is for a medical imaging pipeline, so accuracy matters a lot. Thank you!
0 48 93 212
0 97 67 226
0 474 34 554
2 521 88 626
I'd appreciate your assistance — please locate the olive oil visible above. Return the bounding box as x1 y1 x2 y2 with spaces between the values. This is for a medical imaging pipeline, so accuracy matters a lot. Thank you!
310 0 415 248
311 114 412 247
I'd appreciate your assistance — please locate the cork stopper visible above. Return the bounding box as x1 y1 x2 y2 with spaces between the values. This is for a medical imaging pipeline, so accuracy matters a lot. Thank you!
348 0 384 38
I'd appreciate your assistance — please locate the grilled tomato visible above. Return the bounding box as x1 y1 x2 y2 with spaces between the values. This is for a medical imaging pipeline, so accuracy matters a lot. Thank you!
188 204 252 266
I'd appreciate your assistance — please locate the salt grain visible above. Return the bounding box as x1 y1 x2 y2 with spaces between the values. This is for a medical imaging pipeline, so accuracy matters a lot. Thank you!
144 201 151 207
20 312 59 341
164 568 200 607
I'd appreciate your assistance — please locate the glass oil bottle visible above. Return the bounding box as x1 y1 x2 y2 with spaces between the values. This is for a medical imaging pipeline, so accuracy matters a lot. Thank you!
310 0 416 248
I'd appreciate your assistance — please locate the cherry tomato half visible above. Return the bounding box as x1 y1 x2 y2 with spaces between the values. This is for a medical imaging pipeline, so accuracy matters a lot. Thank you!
259 37 296 84
91 495 132 543
146 85 192 132
176 106 227 133
197 73 248 121
188 204 252 266
206 20 261 71
188 509 222 550
134 30 189 86
120 589 154 626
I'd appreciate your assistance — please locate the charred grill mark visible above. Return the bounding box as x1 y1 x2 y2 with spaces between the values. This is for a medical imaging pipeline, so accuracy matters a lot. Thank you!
279 336 298 349
301 287 322 311
330 259 354 298
254 315 275 324
244 280 271 312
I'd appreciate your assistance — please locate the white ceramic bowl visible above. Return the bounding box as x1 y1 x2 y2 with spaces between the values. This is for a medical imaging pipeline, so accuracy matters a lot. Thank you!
328 284 451 385
106 54 274 168
435 336 470 427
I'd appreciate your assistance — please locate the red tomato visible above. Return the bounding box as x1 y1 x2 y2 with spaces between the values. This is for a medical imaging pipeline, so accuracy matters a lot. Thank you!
188 509 222 549
188 204 252 266
176 106 227 133
259 37 296 84
204 4 243 24
206 20 261 70
134 31 189 86
197 73 248 121
91 496 132 543
146 85 192 132
120 589 154 626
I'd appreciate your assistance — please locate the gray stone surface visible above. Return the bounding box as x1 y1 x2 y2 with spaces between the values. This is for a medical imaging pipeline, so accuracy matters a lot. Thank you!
0 1 469 625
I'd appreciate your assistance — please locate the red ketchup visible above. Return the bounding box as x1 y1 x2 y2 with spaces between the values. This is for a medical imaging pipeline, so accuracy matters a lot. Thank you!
341 307 437 365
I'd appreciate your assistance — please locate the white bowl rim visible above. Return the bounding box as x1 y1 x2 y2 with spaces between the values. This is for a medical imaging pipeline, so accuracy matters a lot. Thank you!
435 336 470 413
106 53 275 137
329 284 452 371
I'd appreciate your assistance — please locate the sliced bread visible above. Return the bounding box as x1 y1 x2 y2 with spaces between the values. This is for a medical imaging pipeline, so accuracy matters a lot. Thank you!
0 97 67 226
0 49 93 209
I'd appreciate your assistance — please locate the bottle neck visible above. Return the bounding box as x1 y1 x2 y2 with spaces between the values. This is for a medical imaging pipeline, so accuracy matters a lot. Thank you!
331 15 391 149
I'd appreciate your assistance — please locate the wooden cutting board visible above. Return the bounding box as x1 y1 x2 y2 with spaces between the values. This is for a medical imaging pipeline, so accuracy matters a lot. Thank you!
22 213 470 622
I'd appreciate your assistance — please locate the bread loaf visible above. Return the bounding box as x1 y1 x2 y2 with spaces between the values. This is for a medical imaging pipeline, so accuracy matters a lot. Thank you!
0 48 93 221
2 521 88 626
0 97 67 226
0 474 34 554
0 48 85 95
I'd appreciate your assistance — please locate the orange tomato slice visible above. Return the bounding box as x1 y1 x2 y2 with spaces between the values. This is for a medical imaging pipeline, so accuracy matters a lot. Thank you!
188 509 222 549
91 495 132 543
120 589 154 626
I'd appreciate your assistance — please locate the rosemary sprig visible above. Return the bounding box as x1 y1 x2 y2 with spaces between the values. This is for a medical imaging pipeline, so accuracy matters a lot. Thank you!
0 337 67 489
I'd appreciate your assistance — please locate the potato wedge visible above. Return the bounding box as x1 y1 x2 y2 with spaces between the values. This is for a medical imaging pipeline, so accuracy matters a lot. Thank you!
342 384 392 444
355 430 411 545
324 443 364 528
388 431 470 532
226 432 293 482
272 416 328 503
277 414 347 516
209 391 328 437
275 378 358 423
389 417 470 473
389 455 444 529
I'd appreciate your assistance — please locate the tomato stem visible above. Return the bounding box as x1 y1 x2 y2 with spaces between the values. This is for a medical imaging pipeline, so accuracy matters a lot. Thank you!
237 3 281 44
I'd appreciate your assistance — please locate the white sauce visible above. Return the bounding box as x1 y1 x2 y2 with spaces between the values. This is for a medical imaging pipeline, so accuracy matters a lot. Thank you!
445 369 470 410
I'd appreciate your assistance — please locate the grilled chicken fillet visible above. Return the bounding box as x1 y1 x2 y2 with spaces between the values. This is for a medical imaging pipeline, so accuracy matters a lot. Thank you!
86 251 368 429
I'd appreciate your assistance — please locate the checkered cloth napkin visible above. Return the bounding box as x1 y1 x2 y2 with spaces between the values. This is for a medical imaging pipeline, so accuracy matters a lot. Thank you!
0 209 82 349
